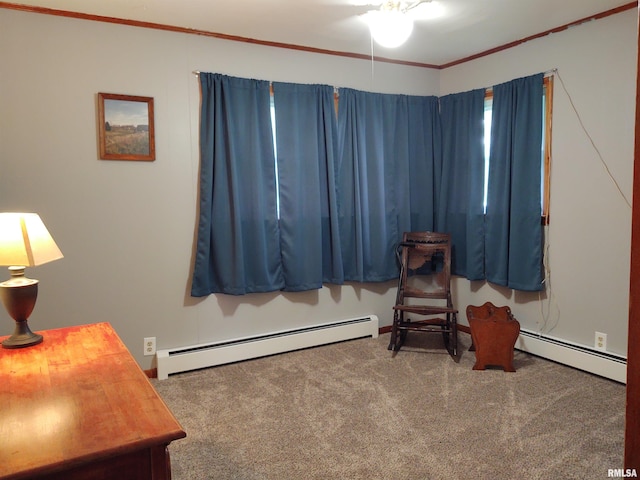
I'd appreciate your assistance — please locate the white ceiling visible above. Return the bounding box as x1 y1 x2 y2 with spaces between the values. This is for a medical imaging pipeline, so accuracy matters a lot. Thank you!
7 0 636 65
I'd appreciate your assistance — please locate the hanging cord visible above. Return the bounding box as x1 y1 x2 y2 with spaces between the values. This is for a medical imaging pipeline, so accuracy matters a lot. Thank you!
537 230 560 336
189 70 202 216
370 34 376 85
556 69 632 209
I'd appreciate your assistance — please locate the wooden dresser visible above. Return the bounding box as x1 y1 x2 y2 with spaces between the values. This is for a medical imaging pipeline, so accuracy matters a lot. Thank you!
0 322 186 479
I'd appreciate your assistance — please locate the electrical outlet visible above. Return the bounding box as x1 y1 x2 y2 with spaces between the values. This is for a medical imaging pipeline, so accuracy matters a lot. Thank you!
144 337 156 356
595 332 607 352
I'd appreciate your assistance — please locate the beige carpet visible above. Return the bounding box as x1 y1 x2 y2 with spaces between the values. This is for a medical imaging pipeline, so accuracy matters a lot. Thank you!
152 333 625 480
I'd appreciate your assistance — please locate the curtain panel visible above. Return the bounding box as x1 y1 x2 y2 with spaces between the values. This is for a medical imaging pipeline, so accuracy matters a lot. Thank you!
438 89 486 280
336 89 441 283
485 73 545 291
272 82 344 291
407 95 443 232
191 73 283 296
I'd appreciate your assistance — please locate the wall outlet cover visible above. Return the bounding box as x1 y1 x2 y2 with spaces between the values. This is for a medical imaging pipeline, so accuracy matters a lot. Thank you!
595 332 607 352
144 337 156 356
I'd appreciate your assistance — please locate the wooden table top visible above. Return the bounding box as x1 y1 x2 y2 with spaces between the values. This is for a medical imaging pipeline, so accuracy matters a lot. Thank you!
0 322 186 479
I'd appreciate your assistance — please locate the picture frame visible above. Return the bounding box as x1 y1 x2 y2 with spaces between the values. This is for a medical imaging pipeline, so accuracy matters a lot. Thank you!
97 93 155 161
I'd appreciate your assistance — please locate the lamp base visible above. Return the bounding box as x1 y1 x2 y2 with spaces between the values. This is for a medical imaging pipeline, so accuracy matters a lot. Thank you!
2 320 43 348
0 273 42 349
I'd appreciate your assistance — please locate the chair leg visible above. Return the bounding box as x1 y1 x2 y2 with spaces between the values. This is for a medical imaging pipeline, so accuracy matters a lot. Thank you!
451 313 458 357
388 330 404 352
442 313 458 358
388 311 406 352
442 321 450 350
388 311 398 351
388 329 396 351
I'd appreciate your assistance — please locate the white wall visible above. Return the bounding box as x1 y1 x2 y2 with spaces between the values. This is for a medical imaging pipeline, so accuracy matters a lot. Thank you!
0 7 636 368
0 9 438 368
440 10 637 357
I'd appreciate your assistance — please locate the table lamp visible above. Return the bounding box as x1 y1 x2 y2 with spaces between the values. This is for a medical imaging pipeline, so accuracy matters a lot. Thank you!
0 213 63 348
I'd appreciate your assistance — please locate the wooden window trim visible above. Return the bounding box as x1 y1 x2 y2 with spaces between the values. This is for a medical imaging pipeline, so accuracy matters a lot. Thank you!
542 75 553 225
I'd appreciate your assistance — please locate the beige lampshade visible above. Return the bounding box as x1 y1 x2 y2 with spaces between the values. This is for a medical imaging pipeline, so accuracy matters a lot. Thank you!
0 213 63 267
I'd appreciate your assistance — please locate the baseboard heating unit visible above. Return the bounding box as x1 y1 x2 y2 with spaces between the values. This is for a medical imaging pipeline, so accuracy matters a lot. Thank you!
156 315 379 380
516 329 627 384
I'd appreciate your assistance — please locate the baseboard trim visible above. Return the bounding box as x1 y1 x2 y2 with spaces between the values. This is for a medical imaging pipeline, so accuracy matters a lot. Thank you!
516 329 627 384
157 316 379 379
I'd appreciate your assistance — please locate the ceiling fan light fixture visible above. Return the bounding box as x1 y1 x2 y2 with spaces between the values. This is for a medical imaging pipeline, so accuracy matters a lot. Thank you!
367 7 414 48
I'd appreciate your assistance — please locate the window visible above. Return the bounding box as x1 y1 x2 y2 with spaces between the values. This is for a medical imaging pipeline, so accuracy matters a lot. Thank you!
270 94 280 217
483 76 553 223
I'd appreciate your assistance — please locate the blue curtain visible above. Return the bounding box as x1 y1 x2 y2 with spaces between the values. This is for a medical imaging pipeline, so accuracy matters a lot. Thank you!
485 73 544 291
191 73 283 296
407 95 442 231
191 72 544 296
438 89 486 280
337 89 440 282
273 82 344 291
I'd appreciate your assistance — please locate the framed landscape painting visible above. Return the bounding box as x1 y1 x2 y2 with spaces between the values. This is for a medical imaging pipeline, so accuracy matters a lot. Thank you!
97 93 155 161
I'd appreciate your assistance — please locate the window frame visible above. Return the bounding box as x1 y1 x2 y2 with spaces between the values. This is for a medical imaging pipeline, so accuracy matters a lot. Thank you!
542 75 553 225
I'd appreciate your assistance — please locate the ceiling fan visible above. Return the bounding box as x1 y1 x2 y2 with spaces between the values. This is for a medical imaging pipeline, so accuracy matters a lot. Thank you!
370 1 434 12
353 1 445 48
